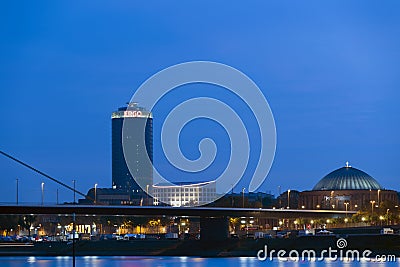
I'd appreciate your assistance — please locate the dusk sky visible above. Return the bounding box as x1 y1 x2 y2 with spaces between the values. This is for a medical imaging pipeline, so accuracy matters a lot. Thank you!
1 1 400 203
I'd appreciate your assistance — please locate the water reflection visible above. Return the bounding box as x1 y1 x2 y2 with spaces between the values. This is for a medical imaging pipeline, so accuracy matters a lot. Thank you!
0 256 398 267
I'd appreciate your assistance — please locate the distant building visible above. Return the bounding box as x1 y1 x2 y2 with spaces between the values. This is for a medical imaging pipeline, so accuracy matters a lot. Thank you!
276 190 300 209
152 181 216 207
247 192 276 208
214 192 275 208
299 163 398 210
111 102 153 205
79 188 131 205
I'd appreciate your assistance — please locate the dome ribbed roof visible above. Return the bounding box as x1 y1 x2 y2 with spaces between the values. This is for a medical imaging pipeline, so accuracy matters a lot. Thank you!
313 165 382 191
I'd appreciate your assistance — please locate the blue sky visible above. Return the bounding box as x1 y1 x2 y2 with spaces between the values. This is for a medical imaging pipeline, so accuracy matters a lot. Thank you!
1 1 400 203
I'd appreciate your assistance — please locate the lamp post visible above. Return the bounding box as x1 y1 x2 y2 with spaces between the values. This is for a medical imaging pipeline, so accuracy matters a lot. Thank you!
16 178 19 205
72 180 76 204
242 188 245 208
41 182 44 206
287 190 291 209
377 189 381 207
231 184 234 207
344 202 349 218
379 216 384 226
386 209 390 225
146 184 149 206
370 200 375 222
94 183 98 205
278 186 282 208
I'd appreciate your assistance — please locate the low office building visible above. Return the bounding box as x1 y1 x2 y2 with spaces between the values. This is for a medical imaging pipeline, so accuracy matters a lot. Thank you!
79 188 131 205
152 181 216 207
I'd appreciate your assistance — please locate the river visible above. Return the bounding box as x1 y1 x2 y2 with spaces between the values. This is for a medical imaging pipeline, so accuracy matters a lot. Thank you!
0 256 398 267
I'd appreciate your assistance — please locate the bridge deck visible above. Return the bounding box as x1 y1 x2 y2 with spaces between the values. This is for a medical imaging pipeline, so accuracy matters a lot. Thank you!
0 205 355 218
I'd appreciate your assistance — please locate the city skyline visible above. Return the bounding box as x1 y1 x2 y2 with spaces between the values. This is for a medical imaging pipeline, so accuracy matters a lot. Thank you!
1 1 400 203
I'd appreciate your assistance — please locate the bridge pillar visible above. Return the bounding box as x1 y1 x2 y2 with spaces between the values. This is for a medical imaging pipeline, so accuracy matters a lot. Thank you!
200 216 229 241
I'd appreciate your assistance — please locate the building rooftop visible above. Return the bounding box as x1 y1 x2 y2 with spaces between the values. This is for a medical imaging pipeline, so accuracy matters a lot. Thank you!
312 163 382 191
153 181 215 188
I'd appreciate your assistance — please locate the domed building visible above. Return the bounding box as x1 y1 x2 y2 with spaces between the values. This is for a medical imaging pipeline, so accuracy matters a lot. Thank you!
299 162 398 210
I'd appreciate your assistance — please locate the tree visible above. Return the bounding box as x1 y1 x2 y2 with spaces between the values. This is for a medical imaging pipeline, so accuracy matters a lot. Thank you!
0 215 18 236
132 217 149 234
18 215 37 237
229 217 240 233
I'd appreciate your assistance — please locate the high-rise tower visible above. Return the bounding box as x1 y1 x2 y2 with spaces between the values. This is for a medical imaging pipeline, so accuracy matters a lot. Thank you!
111 102 153 204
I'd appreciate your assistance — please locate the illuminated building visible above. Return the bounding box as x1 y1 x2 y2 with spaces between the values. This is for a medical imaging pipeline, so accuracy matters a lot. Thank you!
111 102 153 204
299 162 398 210
152 181 216 207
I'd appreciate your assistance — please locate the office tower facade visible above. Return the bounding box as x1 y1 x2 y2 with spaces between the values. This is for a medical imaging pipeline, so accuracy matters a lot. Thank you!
111 102 153 204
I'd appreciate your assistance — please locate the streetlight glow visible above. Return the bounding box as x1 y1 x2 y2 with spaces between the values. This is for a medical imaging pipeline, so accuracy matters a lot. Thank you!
242 188 245 208
344 202 349 218
41 182 44 206
94 183 98 205
377 189 381 207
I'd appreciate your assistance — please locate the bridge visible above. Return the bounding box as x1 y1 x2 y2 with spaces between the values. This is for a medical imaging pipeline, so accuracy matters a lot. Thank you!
0 151 356 241
0 204 355 241
0 204 354 218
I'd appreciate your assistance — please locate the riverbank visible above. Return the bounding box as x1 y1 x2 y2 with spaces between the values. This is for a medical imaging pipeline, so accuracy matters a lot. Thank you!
0 234 399 257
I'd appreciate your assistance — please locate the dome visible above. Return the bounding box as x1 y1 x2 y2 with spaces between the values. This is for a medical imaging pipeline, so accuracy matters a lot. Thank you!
313 163 382 191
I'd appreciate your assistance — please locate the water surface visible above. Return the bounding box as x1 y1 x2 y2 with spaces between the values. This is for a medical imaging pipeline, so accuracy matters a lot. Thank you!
0 256 398 267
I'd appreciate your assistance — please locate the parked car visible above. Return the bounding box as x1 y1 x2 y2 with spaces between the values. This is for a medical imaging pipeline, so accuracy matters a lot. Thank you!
67 233 79 240
230 234 239 239
124 234 137 240
254 232 273 239
165 233 178 239
316 230 333 235
31 234 43 242
381 228 394 234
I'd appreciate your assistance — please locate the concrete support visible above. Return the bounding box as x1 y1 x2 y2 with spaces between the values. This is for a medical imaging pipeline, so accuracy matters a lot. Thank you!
200 216 229 241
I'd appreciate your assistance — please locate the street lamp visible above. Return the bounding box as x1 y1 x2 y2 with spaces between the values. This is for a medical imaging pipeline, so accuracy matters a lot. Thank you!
370 200 375 220
377 189 381 207
287 190 291 209
41 182 44 206
386 209 390 225
379 215 384 226
72 179 76 204
344 202 349 218
146 184 149 206
242 188 245 208
16 178 19 205
94 183 98 205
